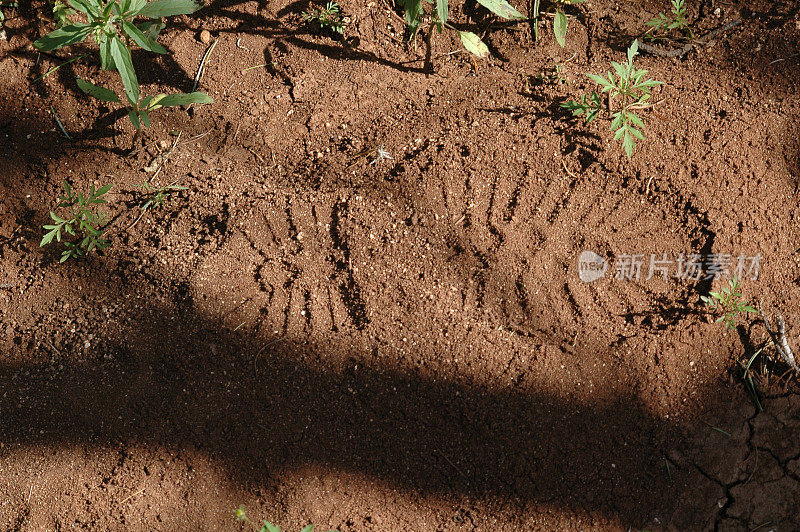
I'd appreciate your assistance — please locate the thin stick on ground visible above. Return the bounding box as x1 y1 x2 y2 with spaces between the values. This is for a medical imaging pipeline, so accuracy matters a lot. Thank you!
149 131 182 183
638 19 741 58
192 39 218 94
759 302 800 375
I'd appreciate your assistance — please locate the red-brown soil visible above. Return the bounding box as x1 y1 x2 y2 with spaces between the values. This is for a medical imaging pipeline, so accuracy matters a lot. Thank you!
1 0 800 530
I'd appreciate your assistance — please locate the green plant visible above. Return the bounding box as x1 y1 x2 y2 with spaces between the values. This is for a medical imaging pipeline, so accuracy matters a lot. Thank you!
75 79 211 139
302 1 346 35
532 0 584 47
561 39 662 158
234 506 338 532
41 181 113 262
33 0 212 139
700 276 757 330
399 0 525 58
645 0 692 41
741 348 764 412
136 180 187 210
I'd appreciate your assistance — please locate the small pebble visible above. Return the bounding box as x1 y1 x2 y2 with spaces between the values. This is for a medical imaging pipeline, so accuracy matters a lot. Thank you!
199 30 212 44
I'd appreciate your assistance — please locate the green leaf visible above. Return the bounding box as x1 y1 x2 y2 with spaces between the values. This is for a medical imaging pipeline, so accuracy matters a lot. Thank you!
41 228 58 246
122 20 168 53
68 0 99 17
153 92 213 107
128 109 142 129
457 31 489 58
475 0 525 20
110 36 140 104
628 39 639 63
436 0 447 25
261 522 281 532
586 73 609 87
76 78 121 102
627 112 644 128
622 130 635 158
128 0 147 14
137 0 204 18
553 9 567 47
95 184 113 197
34 23 93 51
300 526 314 532
99 32 113 70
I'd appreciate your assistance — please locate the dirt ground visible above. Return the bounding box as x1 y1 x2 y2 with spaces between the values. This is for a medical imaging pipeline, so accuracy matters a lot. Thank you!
1 0 800 530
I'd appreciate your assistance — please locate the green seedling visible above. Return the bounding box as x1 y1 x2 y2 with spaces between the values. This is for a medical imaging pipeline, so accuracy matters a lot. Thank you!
536 60 568 85
532 0 585 47
136 180 187 211
234 506 338 532
41 181 113 262
561 39 662 158
741 348 764 412
302 1 347 35
75 78 211 140
645 0 693 41
34 0 211 139
400 0 525 58
700 276 757 330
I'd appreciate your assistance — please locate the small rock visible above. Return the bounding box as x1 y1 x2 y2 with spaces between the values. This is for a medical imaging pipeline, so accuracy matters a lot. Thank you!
158 139 169 149
199 30 212 44
0 30 7 41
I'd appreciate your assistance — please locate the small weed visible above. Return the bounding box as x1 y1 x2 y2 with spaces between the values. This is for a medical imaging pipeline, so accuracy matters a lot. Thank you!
302 1 347 35
41 181 113 262
234 506 338 532
76 79 212 137
741 348 764 412
645 0 693 41
561 39 662 158
532 0 585 47
536 60 568 85
701 276 757 330
136 180 187 211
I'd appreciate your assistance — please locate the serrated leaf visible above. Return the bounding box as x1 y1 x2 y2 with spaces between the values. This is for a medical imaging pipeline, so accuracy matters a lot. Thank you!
586 73 609 87
475 0 525 20
457 31 489 58
623 130 635 158
76 78 121 102
553 9 567 47
628 39 639 63
627 112 644 127
95 184 113 197
137 0 204 18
